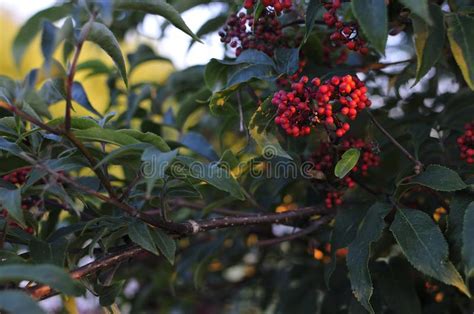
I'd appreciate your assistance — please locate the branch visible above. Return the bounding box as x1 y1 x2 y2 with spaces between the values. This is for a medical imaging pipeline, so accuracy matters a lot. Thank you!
65 14 96 131
366 110 423 172
26 206 329 300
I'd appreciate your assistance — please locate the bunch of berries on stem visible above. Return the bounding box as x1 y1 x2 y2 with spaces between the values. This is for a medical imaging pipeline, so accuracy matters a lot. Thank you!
243 0 293 15
457 122 474 164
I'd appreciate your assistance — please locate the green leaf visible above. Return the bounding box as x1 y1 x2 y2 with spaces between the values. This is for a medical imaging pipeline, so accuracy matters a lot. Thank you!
390 208 470 297
274 48 300 75
12 3 72 65
0 290 45 314
176 156 245 200
150 228 176 264
400 0 431 24
412 4 445 84
377 258 422 314
180 132 218 161
115 0 201 42
127 44 171 74
462 202 474 276
305 0 322 42
96 143 150 168
74 128 140 146
409 164 467 191
128 220 159 255
0 138 24 158
335 148 360 179
85 22 128 87
447 193 472 262
249 127 292 160
71 82 102 117
352 0 388 54
447 14 474 90
98 281 125 307
118 130 171 151
227 64 276 88
0 264 84 296
41 18 75 69
0 188 24 227
204 59 229 91
141 148 178 197
189 14 228 49
347 202 392 314
325 204 368 286
29 239 53 264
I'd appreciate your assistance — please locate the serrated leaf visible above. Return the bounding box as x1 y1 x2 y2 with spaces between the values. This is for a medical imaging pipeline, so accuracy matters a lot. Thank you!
462 202 474 276
141 148 178 197
128 220 159 255
115 0 201 42
305 0 322 42
0 264 84 296
409 164 467 191
347 202 392 314
0 188 24 227
412 4 444 84
390 208 470 297
0 290 45 314
150 228 176 264
447 14 474 90
335 148 360 179
85 22 128 87
400 0 431 24
352 0 388 54
12 3 73 65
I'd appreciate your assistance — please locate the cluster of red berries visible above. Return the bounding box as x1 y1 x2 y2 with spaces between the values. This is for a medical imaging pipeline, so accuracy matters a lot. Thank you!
2 168 30 185
322 38 348 65
457 122 474 164
272 74 370 137
243 0 293 14
320 0 368 64
272 76 315 137
1 168 35 234
324 191 343 208
219 11 284 57
309 138 380 208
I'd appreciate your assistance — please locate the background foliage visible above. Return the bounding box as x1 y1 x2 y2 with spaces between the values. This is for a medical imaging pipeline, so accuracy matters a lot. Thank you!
0 0 473 313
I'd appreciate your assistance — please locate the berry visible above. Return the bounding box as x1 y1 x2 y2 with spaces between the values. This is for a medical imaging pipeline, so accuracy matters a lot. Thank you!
457 122 474 164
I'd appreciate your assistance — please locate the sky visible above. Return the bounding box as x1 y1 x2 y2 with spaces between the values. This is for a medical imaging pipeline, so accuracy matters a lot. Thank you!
0 0 226 69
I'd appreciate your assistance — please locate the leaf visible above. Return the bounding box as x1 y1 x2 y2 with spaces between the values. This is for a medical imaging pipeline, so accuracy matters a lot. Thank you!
180 132 218 161
41 18 75 69
347 202 392 314
118 130 171 152
412 4 445 84
0 264 84 296
85 22 128 87
13 3 73 65
29 239 53 264
128 220 159 255
377 258 422 314
274 48 300 75
0 138 24 158
462 202 474 276
0 290 45 314
141 148 178 197
352 0 388 54
390 208 470 297
150 228 176 264
98 281 125 307
71 82 102 117
249 127 292 160
74 128 140 146
335 148 360 179
325 204 368 286
399 0 431 24
447 193 472 261
204 59 229 91
95 143 150 168
176 156 245 200
115 0 201 42
127 44 171 74
446 14 474 90
189 14 228 49
227 64 276 88
409 164 467 192
0 188 24 227
305 0 322 41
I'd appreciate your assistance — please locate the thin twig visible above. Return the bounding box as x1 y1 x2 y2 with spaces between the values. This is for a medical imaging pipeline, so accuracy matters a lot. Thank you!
366 110 423 172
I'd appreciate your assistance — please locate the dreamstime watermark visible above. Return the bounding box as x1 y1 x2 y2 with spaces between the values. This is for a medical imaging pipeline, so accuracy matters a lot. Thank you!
140 145 317 180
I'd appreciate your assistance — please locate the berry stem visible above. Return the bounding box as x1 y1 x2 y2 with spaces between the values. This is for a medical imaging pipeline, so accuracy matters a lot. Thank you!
366 110 424 171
